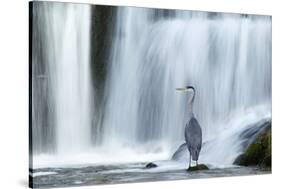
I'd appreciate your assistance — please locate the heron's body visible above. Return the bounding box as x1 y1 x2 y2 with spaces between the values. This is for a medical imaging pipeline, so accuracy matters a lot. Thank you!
176 85 202 168
185 117 202 162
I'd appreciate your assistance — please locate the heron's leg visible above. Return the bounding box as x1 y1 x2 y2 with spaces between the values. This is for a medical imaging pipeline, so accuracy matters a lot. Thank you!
189 153 191 168
196 161 198 167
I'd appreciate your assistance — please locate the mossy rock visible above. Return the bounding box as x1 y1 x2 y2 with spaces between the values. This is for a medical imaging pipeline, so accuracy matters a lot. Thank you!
234 123 271 168
145 162 158 169
187 164 209 171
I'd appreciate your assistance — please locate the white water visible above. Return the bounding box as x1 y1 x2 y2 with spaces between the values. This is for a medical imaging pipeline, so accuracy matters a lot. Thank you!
32 2 92 162
31 171 58 177
32 5 271 169
101 9 271 166
51 5 92 155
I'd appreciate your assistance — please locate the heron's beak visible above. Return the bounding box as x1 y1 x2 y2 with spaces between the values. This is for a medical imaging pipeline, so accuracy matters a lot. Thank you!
176 88 189 92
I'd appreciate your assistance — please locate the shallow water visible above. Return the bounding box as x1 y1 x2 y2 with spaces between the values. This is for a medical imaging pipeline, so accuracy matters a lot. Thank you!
30 162 271 188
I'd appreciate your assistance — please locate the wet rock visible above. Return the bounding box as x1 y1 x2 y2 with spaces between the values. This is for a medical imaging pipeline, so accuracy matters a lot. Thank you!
171 142 207 162
145 162 158 168
171 143 188 161
234 121 271 168
187 164 209 171
238 120 271 149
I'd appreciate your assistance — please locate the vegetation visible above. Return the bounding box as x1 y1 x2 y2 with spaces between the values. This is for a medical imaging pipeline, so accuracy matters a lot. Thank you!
234 123 271 169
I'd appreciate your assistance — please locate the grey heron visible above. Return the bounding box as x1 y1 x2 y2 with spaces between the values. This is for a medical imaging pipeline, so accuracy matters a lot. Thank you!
176 86 202 168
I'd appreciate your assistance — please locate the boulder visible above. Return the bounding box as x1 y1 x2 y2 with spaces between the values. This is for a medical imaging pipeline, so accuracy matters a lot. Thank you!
171 142 207 162
171 143 188 161
234 121 271 168
145 162 158 169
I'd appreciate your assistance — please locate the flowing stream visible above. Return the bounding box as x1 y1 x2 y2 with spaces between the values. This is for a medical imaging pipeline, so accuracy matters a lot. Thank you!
31 3 271 169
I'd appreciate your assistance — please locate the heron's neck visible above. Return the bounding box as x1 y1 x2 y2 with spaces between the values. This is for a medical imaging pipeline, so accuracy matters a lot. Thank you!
187 91 195 118
187 101 194 118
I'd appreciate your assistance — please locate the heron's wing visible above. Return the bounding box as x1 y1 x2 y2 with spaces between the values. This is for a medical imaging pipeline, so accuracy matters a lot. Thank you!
186 117 202 160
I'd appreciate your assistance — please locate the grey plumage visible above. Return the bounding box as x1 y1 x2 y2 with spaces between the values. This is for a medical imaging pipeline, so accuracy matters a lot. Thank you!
185 117 202 163
176 86 202 167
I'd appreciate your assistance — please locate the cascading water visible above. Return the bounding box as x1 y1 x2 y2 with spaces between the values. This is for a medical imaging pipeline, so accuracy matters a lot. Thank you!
31 4 271 169
101 8 271 166
31 2 92 166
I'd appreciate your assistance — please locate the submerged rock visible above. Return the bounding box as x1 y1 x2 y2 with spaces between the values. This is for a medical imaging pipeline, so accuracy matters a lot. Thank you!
187 164 209 171
234 121 271 168
145 162 158 168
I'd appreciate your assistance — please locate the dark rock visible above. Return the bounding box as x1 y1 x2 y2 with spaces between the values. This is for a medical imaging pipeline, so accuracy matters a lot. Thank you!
145 162 158 169
234 121 271 168
260 154 271 168
238 120 271 149
187 164 209 171
171 142 207 162
171 143 188 161
233 154 244 165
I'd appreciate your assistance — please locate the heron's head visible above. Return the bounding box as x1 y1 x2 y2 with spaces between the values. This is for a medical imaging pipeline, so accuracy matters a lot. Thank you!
176 86 196 102
176 86 195 93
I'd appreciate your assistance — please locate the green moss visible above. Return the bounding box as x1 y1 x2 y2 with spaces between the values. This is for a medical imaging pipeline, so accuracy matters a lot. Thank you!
236 125 271 168
186 164 209 171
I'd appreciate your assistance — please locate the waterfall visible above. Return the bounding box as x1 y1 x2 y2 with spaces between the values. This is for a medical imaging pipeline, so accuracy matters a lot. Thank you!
52 5 92 154
101 8 271 166
31 2 92 161
31 3 271 168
